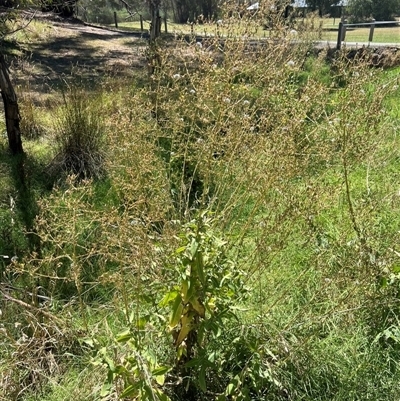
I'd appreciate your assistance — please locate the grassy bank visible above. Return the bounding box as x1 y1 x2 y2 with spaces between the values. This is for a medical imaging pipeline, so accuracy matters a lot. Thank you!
1 12 400 401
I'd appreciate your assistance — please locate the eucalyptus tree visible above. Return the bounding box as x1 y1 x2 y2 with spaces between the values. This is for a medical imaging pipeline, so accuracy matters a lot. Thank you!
348 0 400 21
148 0 162 40
169 0 221 23
305 0 343 16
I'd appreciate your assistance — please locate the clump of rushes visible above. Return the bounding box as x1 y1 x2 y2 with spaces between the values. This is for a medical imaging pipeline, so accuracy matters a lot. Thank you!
51 89 106 180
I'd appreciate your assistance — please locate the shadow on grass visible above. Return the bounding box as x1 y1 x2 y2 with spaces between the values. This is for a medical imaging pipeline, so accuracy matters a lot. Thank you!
15 23 147 92
0 142 54 256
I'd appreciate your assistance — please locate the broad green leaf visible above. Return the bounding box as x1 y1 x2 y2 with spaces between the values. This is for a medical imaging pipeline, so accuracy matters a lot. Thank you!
157 391 172 401
82 338 94 347
146 349 157 365
120 383 140 398
191 298 205 318
199 365 207 392
392 265 400 274
102 354 115 372
379 276 388 288
176 246 186 254
225 375 241 396
116 329 131 343
176 344 185 360
152 366 171 376
114 365 127 375
176 314 192 345
144 384 155 399
181 279 189 302
225 383 235 396
155 374 165 385
196 251 206 285
190 238 198 259
169 294 183 328
159 289 179 307
187 275 196 300
100 382 112 397
136 317 148 330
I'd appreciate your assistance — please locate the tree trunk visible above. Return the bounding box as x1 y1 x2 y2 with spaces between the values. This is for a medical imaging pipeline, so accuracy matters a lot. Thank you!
0 54 23 155
148 0 162 76
149 0 161 41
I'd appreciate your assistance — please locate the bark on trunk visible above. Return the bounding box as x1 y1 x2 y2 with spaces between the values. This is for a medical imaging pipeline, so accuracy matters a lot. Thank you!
148 0 162 76
149 0 161 41
0 54 23 155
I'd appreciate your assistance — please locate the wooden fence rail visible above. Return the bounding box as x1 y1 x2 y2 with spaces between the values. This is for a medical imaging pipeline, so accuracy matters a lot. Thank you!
337 20 400 50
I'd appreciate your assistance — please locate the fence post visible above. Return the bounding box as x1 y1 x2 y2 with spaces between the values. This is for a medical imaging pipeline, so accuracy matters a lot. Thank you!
140 14 143 31
164 15 167 33
341 19 347 41
368 19 376 42
336 21 343 50
114 11 118 28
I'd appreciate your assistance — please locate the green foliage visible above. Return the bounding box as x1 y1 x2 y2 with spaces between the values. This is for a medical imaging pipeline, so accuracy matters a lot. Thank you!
348 0 400 21
99 212 247 399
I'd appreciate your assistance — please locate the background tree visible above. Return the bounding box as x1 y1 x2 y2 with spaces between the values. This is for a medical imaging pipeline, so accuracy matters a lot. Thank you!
148 0 161 40
41 0 78 17
305 0 342 16
348 0 400 21
170 0 220 23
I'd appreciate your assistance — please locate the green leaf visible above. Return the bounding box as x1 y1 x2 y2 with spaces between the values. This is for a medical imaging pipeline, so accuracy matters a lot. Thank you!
114 365 127 375
103 354 115 372
225 375 241 396
169 294 183 328
176 246 186 254
116 329 131 343
120 383 140 398
196 251 206 285
191 298 205 318
181 279 189 302
159 289 179 307
199 365 207 392
157 391 172 401
136 317 148 330
155 374 165 385
82 338 94 347
190 238 198 259
152 366 171 376
100 382 112 397
225 383 235 396
392 265 400 274
175 313 192 345
143 384 155 399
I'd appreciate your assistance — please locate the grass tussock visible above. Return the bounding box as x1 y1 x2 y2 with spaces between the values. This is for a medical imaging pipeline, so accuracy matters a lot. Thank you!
50 89 106 181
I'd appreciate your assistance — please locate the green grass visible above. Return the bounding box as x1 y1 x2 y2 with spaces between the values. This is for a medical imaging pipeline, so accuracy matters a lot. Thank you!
322 25 400 43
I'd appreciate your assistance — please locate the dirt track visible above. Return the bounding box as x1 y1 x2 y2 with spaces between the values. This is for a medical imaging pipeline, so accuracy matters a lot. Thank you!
9 15 149 98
